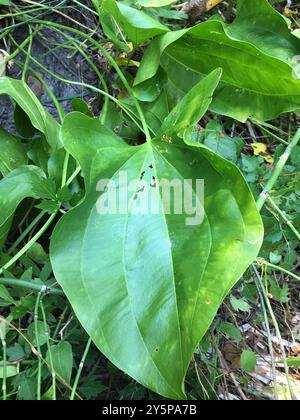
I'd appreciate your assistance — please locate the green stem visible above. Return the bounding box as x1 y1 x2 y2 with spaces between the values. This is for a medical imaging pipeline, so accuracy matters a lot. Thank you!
9 34 144 134
72 0 98 15
7 211 46 255
253 266 295 400
254 123 289 146
257 128 300 210
28 69 65 122
53 306 69 338
66 166 81 186
32 20 152 142
40 299 56 401
22 29 34 81
0 278 63 295
256 259 300 282
267 196 300 241
34 292 42 400
0 330 7 401
31 25 108 122
61 152 70 188
70 337 92 400
252 266 279 400
0 212 57 277
3 33 32 65
0 6 44 19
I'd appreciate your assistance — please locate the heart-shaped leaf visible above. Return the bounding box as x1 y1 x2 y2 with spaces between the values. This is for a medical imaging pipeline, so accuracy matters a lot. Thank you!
50 109 263 398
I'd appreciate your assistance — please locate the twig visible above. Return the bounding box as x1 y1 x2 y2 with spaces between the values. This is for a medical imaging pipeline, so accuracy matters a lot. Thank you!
252 266 296 400
266 196 300 241
70 338 92 400
0 278 63 295
257 128 300 210
215 344 248 400
256 259 300 282
34 293 42 400
40 299 56 401
252 266 279 400
0 318 7 401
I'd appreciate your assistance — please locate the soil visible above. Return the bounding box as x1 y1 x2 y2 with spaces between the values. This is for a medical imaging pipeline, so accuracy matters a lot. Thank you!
0 15 100 134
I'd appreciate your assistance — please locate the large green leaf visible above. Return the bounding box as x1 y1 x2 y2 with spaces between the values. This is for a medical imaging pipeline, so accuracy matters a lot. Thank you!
50 107 263 398
0 77 60 149
230 0 299 62
134 0 300 121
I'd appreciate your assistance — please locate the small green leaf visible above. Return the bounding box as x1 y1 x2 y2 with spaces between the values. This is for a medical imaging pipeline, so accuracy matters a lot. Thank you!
0 285 16 306
7 343 25 362
157 69 222 138
27 321 48 347
27 242 48 264
230 296 251 313
286 357 300 368
72 98 92 116
57 186 72 203
35 200 60 214
270 281 290 303
46 341 73 384
18 376 36 400
240 349 257 373
79 376 106 399
220 322 242 344
269 251 282 265
0 365 17 379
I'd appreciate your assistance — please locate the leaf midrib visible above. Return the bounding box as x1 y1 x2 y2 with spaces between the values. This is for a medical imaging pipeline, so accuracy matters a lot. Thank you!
81 144 183 397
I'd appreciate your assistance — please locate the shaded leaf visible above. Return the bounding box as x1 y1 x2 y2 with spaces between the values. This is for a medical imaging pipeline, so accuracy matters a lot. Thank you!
0 166 53 229
0 77 60 149
46 341 73 384
0 127 27 176
0 365 17 379
27 321 48 347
